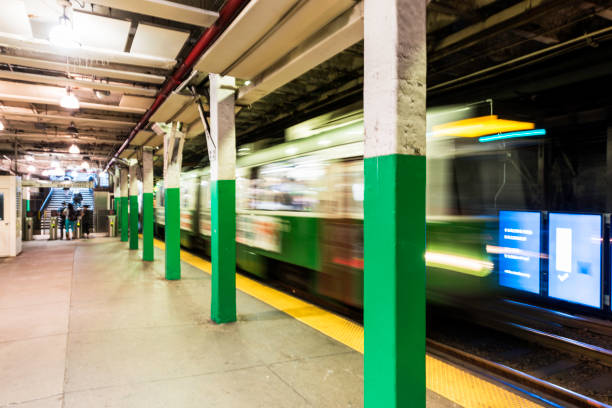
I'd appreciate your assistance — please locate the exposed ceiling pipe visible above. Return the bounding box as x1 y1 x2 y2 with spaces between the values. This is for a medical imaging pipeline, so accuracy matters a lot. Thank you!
105 0 249 172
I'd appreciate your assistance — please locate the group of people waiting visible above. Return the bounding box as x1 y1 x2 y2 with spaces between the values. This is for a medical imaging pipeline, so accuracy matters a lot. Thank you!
56 201 93 240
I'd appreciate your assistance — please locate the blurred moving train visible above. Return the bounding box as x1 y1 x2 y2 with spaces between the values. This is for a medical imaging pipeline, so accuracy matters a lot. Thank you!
153 106 499 309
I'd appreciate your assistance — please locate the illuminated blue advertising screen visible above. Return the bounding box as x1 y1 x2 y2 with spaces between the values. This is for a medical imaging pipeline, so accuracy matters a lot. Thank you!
498 211 541 293
548 213 601 308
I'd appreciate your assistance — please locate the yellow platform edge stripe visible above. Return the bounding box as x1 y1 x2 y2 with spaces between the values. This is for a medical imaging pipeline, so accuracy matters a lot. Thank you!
150 237 542 408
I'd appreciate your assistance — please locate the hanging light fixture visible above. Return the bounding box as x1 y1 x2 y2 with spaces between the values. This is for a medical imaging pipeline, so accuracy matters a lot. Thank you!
27 165 36 173
49 3 80 48
60 88 80 110
69 144 80 154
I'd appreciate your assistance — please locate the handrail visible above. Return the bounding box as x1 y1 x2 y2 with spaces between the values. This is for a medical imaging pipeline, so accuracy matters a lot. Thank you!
40 188 54 212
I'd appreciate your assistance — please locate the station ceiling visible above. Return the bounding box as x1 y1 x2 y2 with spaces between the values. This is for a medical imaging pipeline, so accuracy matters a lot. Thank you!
0 0 610 174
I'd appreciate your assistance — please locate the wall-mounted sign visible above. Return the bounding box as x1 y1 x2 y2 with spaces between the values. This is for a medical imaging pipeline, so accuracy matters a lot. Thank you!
498 211 541 294
548 213 602 308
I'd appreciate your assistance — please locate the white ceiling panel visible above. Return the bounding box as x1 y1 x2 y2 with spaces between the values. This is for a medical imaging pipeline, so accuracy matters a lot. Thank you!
119 95 155 109
146 134 164 148
229 0 355 79
131 130 154 146
73 12 130 51
194 0 299 75
130 24 189 59
0 0 33 37
149 92 192 123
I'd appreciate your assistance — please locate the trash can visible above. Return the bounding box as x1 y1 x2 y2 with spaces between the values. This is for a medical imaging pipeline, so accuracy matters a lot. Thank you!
24 217 33 241
108 215 117 237
74 220 82 240
49 217 58 240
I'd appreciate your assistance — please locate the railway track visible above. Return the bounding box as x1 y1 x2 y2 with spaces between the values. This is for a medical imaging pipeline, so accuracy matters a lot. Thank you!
427 339 611 408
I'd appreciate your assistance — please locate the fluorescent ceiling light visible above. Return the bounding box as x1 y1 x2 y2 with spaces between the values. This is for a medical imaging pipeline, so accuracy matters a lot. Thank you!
69 144 80 154
429 115 535 138
60 90 80 110
0 120 4 131
478 129 547 143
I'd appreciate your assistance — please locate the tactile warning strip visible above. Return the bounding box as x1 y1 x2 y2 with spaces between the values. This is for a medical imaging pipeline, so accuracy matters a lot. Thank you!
152 238 543 408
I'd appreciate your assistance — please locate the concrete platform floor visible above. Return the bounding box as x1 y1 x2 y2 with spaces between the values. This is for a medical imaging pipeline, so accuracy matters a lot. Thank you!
0 238 463 407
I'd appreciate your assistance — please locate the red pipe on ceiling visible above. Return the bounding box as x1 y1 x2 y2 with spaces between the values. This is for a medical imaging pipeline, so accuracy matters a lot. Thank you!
106 0 249 170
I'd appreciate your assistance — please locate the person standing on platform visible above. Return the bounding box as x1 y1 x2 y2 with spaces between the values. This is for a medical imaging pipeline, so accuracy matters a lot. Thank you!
81 204 92 239
58 201 66 240
63 203 77 240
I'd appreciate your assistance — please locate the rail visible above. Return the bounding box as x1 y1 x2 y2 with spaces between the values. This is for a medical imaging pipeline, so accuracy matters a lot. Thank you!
40 188 53 212
427 339 611 408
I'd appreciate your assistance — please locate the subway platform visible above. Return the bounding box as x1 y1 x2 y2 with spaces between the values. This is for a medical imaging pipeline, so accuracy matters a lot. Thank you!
0 238 545 407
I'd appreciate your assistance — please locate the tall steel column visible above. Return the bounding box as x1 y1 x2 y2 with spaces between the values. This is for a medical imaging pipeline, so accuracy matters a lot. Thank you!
209 74 236 324
363 0 427 406
163 123 184 280
142 147 154 261
120 167 129 242
129 161 139 250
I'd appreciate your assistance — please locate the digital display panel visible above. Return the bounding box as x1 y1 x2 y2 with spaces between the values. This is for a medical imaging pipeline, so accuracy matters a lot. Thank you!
498 211 541 293
548 213 601 308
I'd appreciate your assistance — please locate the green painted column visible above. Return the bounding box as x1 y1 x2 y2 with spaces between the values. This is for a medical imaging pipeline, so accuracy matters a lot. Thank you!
114 167 121 235
363 1 427 407
163 122 185 280
209 74 237 324
164 187 180 279
26 200 30 212
142 148 154 261
120 168 129 242
129 162 139 250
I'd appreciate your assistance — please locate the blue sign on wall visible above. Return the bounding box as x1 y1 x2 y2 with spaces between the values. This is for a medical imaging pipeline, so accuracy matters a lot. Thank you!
499 211 541 293
548 213 602 308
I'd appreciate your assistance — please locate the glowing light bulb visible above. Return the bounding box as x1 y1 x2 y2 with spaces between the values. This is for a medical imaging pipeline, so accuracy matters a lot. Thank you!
27 165 35 173
69 144 80 154
60 92 80 110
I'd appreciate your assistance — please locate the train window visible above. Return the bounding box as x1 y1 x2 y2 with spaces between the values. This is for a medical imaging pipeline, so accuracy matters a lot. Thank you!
328 160 363 217
199 178 210 210
180 177 197 210
248 157 328 212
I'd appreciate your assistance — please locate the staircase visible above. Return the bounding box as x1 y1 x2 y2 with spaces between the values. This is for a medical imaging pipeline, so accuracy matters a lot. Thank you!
41 188 95 231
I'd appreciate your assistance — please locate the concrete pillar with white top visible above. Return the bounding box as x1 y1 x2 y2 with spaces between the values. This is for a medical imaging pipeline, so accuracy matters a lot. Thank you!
363 0 427 406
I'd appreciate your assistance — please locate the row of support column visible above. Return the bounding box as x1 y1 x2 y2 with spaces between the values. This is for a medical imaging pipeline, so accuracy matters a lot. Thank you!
111 1 426 403
112 150 154 261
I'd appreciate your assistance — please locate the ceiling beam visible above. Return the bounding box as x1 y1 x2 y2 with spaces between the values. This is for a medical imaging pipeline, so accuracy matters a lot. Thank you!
0 55 166 84
0 93 146 114
78 0 219 27
0 112 137 128
430 0 573 60
0 132 122 145
0 33 176 70
0 70 158 97
237 2 363 105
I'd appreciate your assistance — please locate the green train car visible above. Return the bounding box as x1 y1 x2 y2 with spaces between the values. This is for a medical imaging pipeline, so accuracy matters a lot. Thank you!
154 119 496 308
